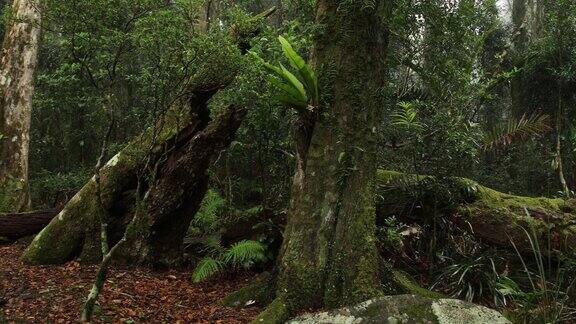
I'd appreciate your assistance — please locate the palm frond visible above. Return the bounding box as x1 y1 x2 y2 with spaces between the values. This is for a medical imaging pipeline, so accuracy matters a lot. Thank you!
484 114 551 150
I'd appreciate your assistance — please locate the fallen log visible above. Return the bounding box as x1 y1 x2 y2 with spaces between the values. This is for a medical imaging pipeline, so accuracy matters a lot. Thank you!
376 170 576 257
0 209 58 240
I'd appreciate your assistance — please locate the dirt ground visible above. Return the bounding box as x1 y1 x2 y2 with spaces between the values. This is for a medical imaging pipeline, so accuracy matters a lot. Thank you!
0 243 260 323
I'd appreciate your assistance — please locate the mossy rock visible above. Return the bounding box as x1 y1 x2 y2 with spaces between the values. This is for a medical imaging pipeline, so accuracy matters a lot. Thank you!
288 294 511 324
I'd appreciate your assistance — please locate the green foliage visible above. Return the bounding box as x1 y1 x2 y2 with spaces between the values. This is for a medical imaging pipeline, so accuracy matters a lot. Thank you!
186 189 272 283
391 101 423 131
376 216 406 255
483 114 551 150
191 257 223 283
497 213 576 323
30 169 91 209
222 240 267 265
192 240 268 282
191 189 227 232
433 253 504 305
250 36 318 112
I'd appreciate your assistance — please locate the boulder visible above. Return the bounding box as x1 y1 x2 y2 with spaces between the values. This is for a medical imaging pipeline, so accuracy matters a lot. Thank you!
288 294 510 324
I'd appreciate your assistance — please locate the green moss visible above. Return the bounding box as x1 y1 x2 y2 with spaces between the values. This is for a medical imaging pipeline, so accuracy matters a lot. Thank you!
222 273 275 307
393 270 446 299
376 170 576 256
251 297 291 324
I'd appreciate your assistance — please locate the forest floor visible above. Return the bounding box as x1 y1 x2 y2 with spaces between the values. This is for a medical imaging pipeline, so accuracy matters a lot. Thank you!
0 243 260 323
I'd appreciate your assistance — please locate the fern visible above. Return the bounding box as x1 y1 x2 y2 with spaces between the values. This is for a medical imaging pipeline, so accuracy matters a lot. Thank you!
222 240 267 265
391 101 424 130
484 114 551 150
191 240 268 282
192 257 223 283
250 36 318 112
192 189 226 231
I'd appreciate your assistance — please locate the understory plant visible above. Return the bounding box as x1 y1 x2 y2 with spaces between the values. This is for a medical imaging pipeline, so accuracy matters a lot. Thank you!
497 210 576 323
192 239 268 282
186 189 271 282
432 251 505 305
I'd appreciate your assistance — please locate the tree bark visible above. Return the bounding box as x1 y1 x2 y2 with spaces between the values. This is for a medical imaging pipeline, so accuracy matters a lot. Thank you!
0 209 58 239
376 170 576 257
0 0 41 212
22 8 275 265
256 1 394 322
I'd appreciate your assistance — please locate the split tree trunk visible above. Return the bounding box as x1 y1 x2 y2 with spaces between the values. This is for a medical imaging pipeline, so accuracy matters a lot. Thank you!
22 8 275 265
23 85 245 265
256 1 393 322
0 0 42 212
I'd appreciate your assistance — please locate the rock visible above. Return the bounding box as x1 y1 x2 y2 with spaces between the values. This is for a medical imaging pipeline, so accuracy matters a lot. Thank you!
288 294 511 324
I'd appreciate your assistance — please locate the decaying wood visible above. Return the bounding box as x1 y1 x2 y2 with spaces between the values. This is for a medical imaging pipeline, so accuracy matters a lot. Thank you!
0 209 58 240
376 170 576 257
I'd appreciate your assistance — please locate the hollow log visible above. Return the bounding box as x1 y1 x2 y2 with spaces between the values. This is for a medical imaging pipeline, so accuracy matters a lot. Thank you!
0 209 58 240
376 170 576 257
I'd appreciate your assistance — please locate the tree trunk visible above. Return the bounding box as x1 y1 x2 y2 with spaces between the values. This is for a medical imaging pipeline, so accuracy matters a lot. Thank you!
376 170 576 257
22 8 275 265
0 0 41 212
22 89 244 265
0 209 58 239
256 1 393 322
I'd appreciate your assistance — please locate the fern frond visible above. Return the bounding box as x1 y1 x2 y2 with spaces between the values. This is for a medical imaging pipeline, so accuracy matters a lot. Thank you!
484 114 551 150
192 257 223 282
391 101 424 130
193 189 226 231
222 240 267 266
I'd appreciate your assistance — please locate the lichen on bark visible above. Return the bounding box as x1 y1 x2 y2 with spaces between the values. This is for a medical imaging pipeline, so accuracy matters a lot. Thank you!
0 0 42 212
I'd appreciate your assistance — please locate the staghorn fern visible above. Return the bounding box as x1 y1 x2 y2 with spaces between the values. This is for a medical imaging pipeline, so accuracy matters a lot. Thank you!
484 113 551 150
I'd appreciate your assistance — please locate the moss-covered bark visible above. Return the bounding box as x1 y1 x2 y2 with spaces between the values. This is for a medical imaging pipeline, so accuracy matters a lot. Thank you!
22 9 275 265
376 170 576 257
255 1 394 322
23 104 192 264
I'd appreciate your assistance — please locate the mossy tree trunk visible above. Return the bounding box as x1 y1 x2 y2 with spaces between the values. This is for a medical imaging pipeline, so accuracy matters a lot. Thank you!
256 1 394 322
0 0 41 212
23 83 245 265
376 170 576 257
22 8 275 265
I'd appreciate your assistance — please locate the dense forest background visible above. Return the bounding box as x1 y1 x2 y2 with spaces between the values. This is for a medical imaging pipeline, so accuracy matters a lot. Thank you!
1 0 576 322
10 0 574 208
